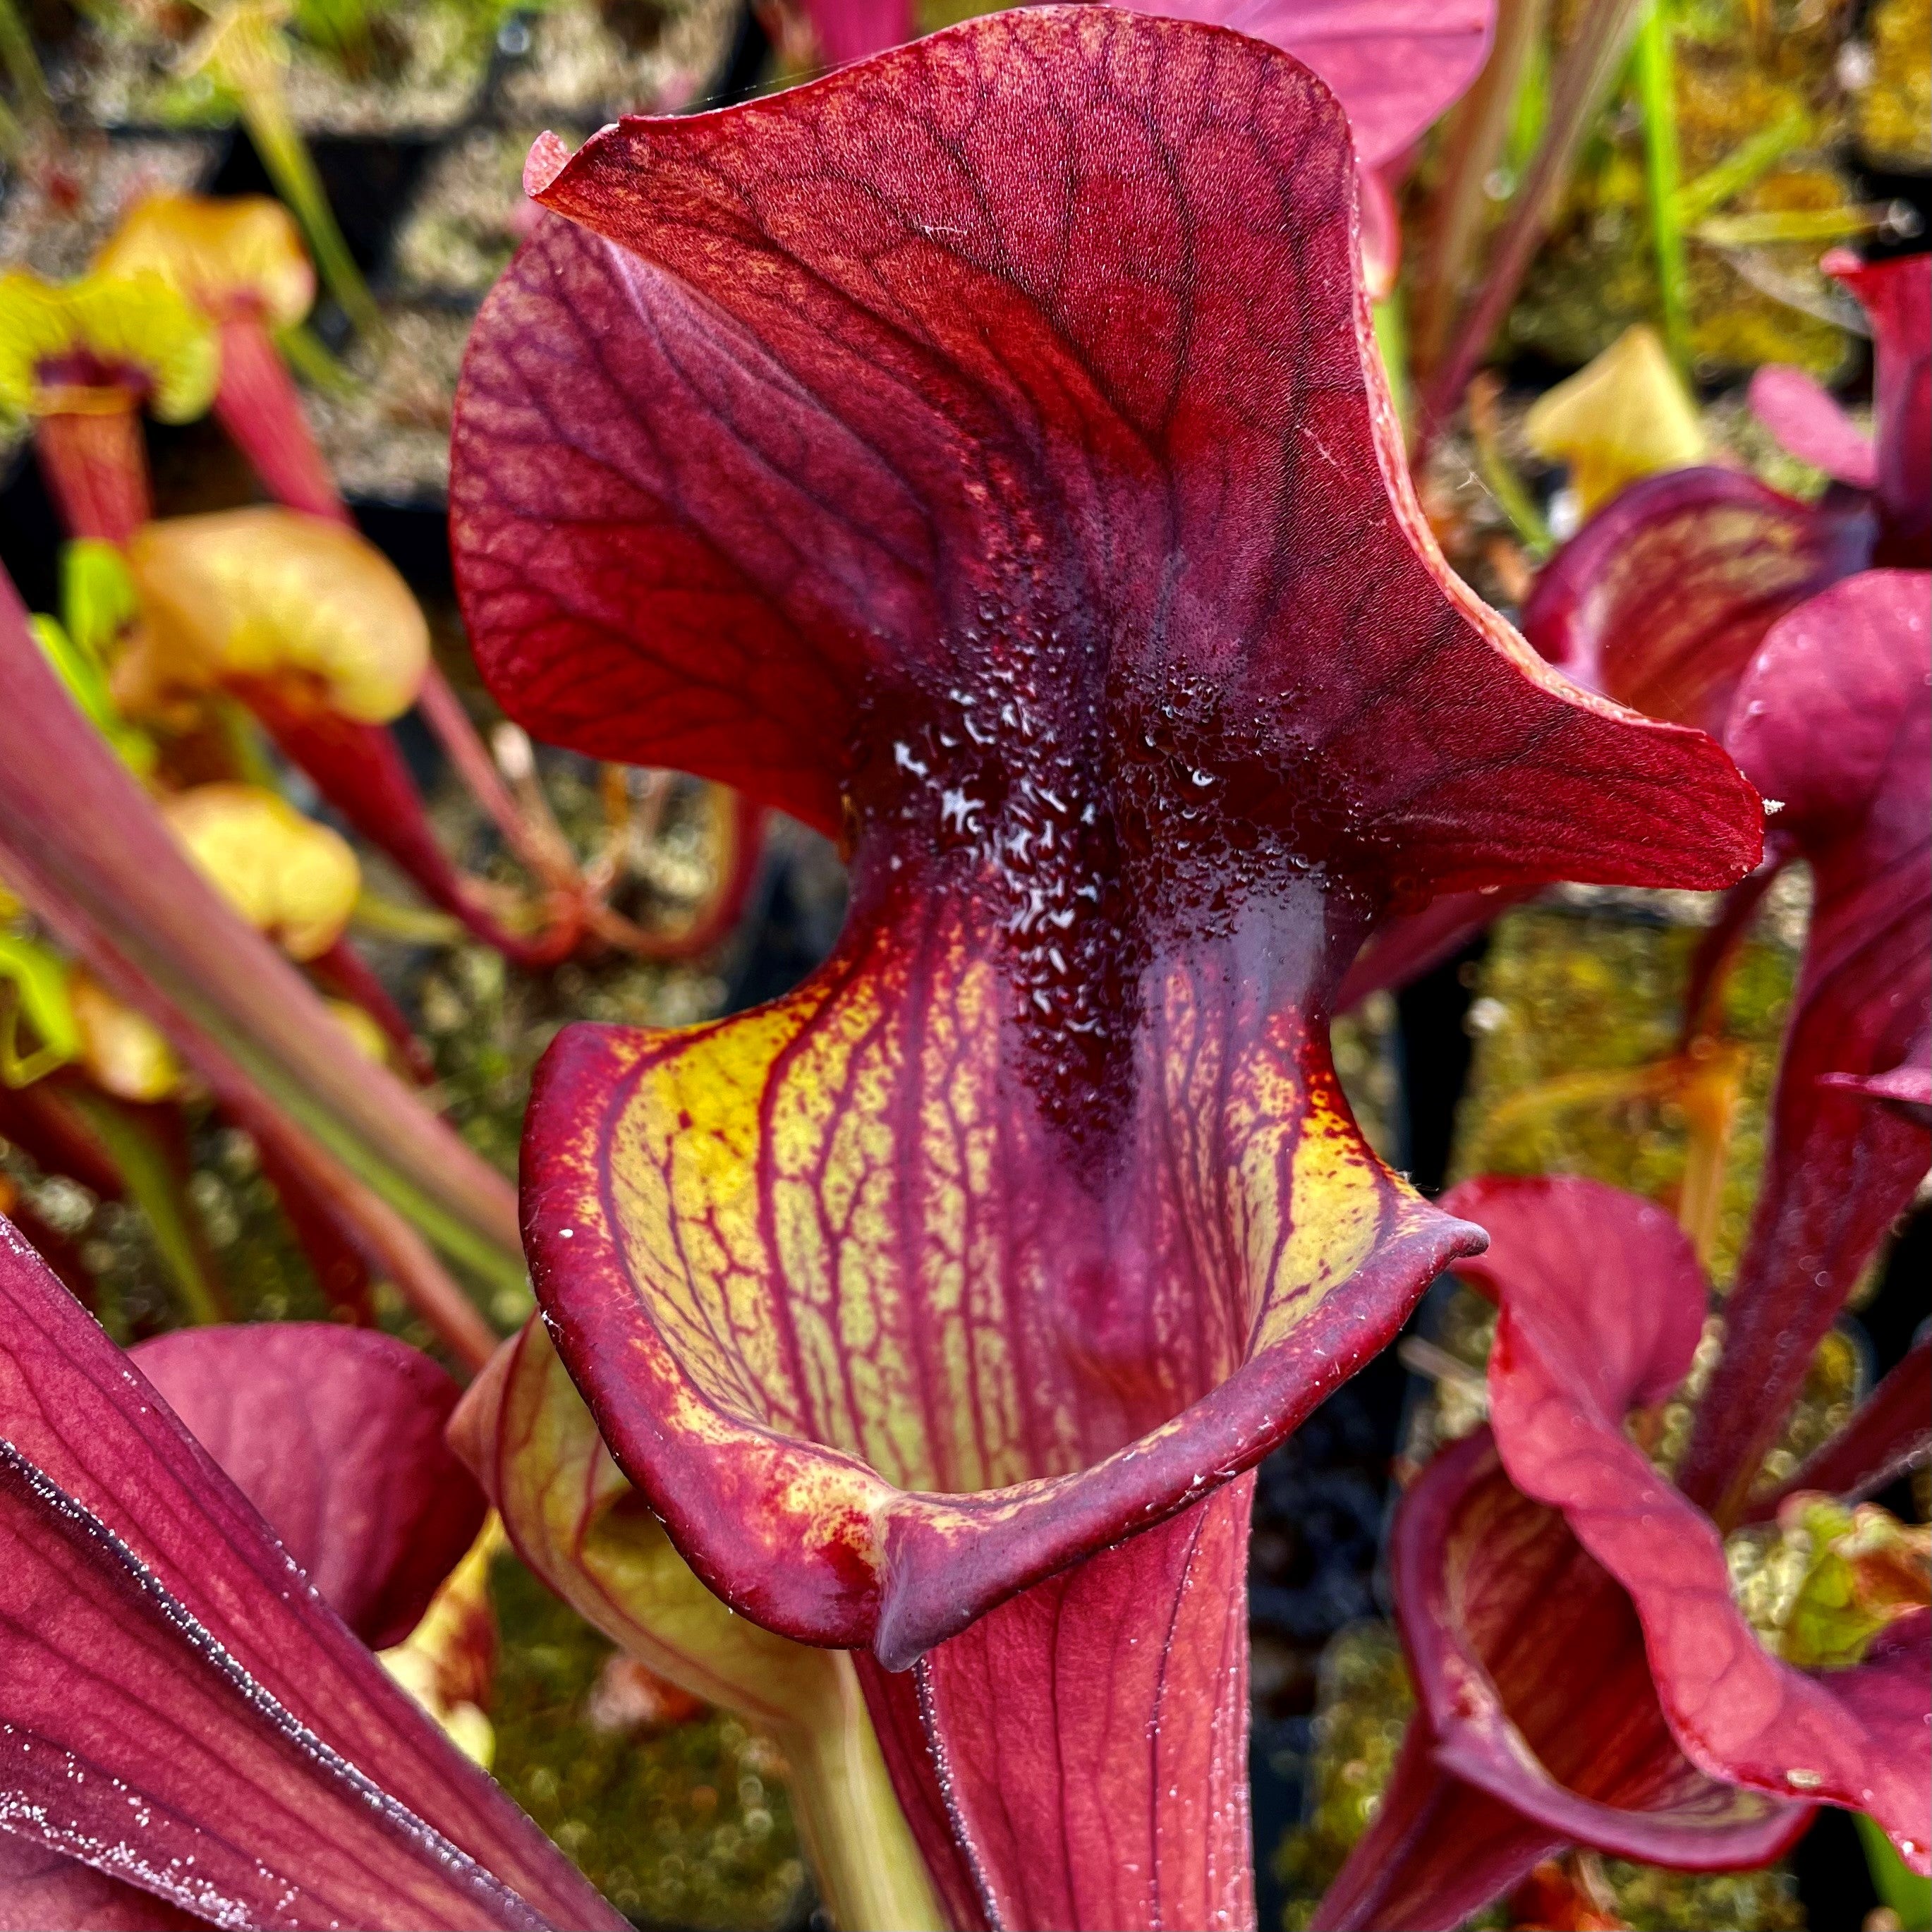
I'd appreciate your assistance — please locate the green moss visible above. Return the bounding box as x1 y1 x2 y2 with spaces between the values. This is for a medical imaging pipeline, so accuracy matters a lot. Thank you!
1858 0 1932 169
486 1553 810 1932
1275 1624 1419 1931
1601 1857 1805 1930
1507 0 1861 378
1451 885 1803 1289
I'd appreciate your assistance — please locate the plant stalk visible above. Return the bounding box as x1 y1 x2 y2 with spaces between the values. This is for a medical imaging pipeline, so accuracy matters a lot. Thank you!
195 4 383 339
782 1662 948 1932
34 405 152 547
1416 0 1652 464
1411 0 1553 377
0 569 525 1295
1673 109 1808 227
1635 0 1691 372
59 1086 229 1325
214 314 350 524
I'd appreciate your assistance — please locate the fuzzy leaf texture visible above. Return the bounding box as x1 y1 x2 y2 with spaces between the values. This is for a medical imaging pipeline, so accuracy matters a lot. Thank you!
450 14 1761 1927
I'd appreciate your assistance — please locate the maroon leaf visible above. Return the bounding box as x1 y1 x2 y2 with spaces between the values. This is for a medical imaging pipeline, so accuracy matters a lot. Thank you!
0 1216 623 1931
1520 466 1874 737
1677 571 1932 1521
1459 1174 1931 1869
883 1478 1256 1931
451 15 1761 1919
1317 1431 1802 1932
1748 365 1876 491
1406 1445 1810 1865
128 1324 487 1649
0 1835 202 1932
1826 250 1931 566
455 17 1756 895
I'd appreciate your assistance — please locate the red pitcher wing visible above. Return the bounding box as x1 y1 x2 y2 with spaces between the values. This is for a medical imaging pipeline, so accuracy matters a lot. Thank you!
1520 466 1873 737
130 1324 486 1649
0 1218 622 1931
1679 571 1932 1520
454 13 1758 895
1318 1432 1802 1931
1461 1179 1931 1869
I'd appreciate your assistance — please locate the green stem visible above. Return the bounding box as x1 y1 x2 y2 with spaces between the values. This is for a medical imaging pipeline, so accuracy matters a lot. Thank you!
1411 0 1553 376
1468 374 1553 558
62 1087 228 1325
237 90 384 340
1856 1813 1932 1932
783 1660 947 1932
1416 0 1651 463
1674 108 1809 226
351 888 467 946
1694 205 1890 245
274 318 360 395
1372 291 1411 440
1636 0 1691 372
224 1037 530 1300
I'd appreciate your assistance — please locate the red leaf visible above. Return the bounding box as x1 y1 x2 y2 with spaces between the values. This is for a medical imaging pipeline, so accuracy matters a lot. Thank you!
1825 250 1931 566
1748 365 1876 492
1318 1432 1801 1932
892 1478 1256 1931
1107 0 1493 167
1521 467 1874 737
451 16 1761 1918
0 1217 623 1931
1444 1174 1708 1416
1678 572 1932 1519
1407 1442 1803 1866
1458 1175 1931 1871
128 1324 486 1649
456 18 1757 895
0 1835 202 1932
